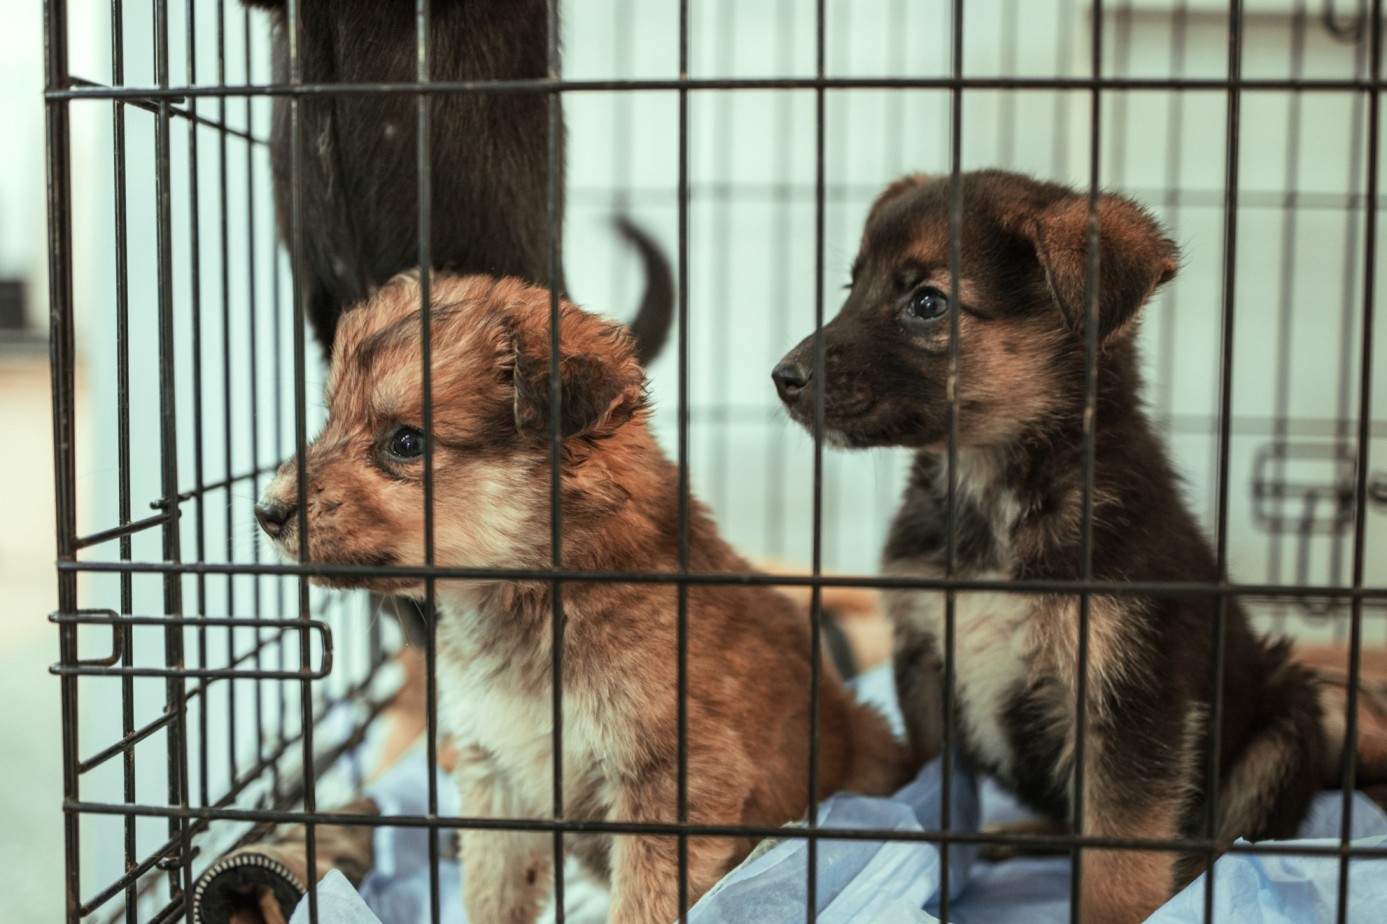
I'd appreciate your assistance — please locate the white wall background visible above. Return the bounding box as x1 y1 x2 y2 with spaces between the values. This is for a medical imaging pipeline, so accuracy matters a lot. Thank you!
11 0 1386 917
562 0 1387 602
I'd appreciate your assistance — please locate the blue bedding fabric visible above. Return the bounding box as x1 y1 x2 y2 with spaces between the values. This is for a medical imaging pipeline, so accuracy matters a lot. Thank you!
290 667 1387 923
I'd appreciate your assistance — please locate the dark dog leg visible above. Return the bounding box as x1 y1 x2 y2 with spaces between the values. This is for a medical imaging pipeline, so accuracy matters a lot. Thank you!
891 614 944 769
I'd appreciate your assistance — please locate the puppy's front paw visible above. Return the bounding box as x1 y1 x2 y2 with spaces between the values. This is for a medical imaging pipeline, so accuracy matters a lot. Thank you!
460 830 552 924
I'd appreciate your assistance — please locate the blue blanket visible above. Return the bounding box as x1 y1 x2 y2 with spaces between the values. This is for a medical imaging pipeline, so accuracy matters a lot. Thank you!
292 667 1387 923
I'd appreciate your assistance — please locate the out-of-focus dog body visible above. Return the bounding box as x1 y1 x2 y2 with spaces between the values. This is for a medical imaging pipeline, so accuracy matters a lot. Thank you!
257 273 908 922
773 170 1326 923
242 0 673 363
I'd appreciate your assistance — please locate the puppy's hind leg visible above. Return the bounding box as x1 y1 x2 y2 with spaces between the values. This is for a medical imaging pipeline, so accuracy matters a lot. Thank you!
607 776 740 923
1216 644 1325 842
455 749 553 924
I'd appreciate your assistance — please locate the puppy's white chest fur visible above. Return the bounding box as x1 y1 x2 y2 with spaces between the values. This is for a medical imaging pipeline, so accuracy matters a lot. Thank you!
435 597 613 816
884 453 1043 778
887 574 1037 778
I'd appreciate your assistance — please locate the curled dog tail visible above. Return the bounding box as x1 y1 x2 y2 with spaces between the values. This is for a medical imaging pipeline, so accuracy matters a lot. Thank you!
615 216 676 367
1216 638 1326 841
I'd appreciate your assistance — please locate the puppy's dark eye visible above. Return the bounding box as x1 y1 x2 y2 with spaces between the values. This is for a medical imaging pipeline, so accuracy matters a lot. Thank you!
387 426 425 460
900 287 949 327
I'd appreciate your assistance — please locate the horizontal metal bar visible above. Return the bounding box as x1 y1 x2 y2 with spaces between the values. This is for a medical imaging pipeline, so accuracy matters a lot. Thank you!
221 624 299 671
617 402 1387 440
567 181 1387 220
50 616 331 680
51 664 328 680
62 800 1387 859
47 75 1387 102
74 510 175 550
52 559 1387 602
94 410 1387 518
50 609 124 668
50 613 330 630
68 76 263 144
75 622 317 775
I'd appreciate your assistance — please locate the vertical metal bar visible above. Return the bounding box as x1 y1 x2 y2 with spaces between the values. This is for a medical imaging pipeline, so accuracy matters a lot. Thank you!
184 0 212 816
1267 2 1309 637
44 0 80 917
676 1 691 916
285 1 319 919
1204 4 1244 922
1337 5 1380 920
152 0 192 916
546 1 567 918
413 2 441 921
939 1 964 920
108 0 138 918
806 0 827 918
242 0 268 788
1069 1 1104 920
1070 3 1104 915
209 0 242 794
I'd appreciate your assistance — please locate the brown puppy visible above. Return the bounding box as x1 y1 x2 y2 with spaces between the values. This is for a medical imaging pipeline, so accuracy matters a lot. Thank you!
256 273 909 922
773 170 1326 924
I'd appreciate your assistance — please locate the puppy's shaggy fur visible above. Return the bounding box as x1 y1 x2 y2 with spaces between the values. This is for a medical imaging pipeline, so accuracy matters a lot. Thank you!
774 170 1326 923
257 273 909 922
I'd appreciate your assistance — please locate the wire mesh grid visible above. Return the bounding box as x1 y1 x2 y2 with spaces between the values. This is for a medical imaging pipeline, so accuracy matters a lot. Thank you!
42 1 1387 922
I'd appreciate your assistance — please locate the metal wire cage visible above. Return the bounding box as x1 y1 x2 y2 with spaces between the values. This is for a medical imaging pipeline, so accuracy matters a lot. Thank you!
42 1 1387 923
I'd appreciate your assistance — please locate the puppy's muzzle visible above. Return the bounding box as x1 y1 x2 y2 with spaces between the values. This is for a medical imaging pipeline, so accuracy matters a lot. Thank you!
255 498 298 538
772 360 811 402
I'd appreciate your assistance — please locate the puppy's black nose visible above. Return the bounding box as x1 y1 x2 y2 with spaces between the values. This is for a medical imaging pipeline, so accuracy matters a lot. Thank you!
772 361 811 400
255 498 297 538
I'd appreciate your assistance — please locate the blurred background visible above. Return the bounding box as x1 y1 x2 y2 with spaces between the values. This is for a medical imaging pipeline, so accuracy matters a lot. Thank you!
2 0 69 920
6 0 1387 920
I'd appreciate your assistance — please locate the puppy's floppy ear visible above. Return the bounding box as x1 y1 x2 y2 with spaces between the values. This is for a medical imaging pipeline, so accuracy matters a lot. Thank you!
508 304 646 442
1022 193 1178 342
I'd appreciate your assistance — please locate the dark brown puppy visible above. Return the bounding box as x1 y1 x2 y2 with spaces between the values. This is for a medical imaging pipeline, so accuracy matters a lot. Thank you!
773 170 1325 923
256 273 910 923
242 0 673 363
